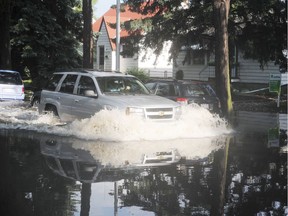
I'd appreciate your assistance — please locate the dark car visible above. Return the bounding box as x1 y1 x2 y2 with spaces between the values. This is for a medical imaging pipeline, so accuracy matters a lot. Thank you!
145 79 221 113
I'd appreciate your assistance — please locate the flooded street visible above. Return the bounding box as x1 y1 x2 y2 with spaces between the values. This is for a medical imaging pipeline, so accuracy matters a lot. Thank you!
0 101 287 215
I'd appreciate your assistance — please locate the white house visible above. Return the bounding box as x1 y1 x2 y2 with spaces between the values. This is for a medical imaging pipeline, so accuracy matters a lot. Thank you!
93 4 285 87
92 5 173 78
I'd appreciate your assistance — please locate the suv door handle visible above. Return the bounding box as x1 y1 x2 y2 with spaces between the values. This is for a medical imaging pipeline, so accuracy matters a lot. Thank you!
74 99 79 103
57 97 60 100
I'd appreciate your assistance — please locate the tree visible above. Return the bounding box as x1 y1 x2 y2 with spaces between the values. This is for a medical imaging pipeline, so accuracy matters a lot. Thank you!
230 0 287 70
82 0 93 68
9 0 82 86
213 0 233 119
0 0 13 69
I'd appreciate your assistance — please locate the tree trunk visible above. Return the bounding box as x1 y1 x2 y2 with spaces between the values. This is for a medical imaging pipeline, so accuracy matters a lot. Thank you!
82 0 93 68
211 137 231 216
0 0 11 69
80 183 91 216
213 0 233 121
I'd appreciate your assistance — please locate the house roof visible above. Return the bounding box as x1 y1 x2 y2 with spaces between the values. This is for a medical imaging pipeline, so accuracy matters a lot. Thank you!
92 4 152 51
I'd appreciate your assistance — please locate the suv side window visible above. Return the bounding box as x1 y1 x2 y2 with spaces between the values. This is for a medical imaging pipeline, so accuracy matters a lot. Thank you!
77 76 97 96
46 74 63 91
59 74 78 94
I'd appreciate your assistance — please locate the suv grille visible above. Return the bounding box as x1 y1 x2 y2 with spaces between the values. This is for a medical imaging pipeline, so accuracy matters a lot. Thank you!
145 107 174 120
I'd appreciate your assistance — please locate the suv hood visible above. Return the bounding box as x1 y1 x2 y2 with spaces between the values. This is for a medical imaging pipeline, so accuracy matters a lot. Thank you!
101 94 179 108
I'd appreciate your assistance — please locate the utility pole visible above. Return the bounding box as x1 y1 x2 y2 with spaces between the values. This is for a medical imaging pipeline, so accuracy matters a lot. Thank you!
116 0 120 72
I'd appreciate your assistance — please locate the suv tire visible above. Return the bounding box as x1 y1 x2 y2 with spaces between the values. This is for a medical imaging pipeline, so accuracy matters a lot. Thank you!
31 97 40 107
45 105 59 117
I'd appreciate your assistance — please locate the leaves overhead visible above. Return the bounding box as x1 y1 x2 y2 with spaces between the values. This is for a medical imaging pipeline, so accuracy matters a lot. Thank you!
123 0 214 63
123 0 287 69
10 0 83 83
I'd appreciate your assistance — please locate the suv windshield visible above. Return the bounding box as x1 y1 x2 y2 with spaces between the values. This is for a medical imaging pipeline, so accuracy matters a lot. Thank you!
0 72 22 85
97 76 150 95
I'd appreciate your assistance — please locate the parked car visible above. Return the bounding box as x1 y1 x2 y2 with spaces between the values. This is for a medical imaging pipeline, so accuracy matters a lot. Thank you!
0 70 25 101
145 79 221 113
38 70 182 122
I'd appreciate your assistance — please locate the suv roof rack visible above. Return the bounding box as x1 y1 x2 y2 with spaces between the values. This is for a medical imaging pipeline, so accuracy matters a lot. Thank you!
54 68 124 74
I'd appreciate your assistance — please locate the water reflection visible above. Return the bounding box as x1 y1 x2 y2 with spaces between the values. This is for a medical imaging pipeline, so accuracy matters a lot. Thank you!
38 134 229 215
235 111 287 131
0 110 287 216
0 129 230 215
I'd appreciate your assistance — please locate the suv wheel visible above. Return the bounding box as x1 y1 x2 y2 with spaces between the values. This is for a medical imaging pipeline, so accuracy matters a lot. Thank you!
45 105 59 117
31 97 40 107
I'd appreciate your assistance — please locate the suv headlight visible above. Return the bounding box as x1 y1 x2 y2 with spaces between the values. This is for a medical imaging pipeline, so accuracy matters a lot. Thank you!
175 106 182 119
126 107 144 115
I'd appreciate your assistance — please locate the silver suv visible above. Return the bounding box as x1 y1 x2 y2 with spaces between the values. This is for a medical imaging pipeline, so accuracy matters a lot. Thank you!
38 70 182 122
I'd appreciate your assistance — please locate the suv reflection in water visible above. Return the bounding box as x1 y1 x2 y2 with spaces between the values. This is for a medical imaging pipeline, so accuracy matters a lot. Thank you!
40 136 182 183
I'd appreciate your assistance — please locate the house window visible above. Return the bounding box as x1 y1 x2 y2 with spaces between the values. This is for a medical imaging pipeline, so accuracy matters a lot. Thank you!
192 50 205 65
99 46 104 69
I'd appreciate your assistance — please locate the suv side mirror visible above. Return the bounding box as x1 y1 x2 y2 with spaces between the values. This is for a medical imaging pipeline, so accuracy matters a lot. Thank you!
84 90 98 98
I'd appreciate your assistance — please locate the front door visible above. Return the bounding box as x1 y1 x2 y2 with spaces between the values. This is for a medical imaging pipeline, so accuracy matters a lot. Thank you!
73 75 102 119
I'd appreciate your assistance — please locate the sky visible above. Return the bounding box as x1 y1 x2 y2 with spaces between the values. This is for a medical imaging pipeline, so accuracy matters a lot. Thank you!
93 0 122 18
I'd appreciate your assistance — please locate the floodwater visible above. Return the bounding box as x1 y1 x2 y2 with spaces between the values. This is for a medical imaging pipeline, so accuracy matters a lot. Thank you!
0 101 287 216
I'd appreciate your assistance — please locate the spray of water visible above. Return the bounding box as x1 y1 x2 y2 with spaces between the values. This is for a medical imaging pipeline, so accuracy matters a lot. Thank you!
67 105 229 141
0 101 230 141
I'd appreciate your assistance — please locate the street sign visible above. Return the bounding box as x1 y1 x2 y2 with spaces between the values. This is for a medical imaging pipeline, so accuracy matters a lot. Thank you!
269 73 281 93
269 73 281 107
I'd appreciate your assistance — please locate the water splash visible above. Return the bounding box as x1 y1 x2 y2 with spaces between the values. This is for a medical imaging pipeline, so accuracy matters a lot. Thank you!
67 105 229 141
0 101 230 141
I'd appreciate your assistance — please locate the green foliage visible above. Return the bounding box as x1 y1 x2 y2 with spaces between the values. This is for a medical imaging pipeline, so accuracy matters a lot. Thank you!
126 67 149 82
230 0 287 69
9 0 83 88
175 70 183 80
123 0 287 69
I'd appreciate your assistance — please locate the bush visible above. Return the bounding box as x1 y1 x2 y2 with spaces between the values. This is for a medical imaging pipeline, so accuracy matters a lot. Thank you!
175 70 184 80
126 68 149 82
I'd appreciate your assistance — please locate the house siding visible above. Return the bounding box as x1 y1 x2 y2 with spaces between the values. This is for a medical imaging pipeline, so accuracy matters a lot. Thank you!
237 54 280 84
236 111 279 132
120 56 138 73
138 41 173 77
174 51 214 81
96 22 113 71
173 50 281 84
